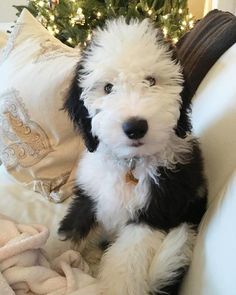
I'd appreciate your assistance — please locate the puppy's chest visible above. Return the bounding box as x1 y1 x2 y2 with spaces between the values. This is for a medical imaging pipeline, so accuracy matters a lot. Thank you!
77 153 151 233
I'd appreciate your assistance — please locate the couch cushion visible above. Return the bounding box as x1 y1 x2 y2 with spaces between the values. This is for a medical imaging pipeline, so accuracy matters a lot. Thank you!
176 11 236 294
0 9 83 203
0 22 13 33
0 30 7 58
177 9 236 102
0 32 7 49
181 43 236 295
192 43 236 203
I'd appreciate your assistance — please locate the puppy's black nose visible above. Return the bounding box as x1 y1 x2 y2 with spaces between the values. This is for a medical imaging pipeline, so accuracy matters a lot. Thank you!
122 117 148 139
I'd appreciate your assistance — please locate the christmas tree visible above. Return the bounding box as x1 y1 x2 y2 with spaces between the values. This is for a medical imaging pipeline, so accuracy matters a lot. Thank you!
14 0 195 47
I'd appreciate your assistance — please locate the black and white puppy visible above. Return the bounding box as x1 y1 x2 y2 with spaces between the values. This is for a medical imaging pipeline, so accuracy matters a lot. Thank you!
59 18 207 295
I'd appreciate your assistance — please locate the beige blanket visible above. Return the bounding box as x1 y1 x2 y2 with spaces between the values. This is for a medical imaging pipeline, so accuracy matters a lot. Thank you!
0 213 98 295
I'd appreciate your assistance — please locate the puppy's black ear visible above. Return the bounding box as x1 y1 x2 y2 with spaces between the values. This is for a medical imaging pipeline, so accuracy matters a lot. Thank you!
164 39 192 138
64 64 99 152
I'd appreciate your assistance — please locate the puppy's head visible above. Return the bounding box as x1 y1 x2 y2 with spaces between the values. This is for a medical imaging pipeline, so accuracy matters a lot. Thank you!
65 18 183 158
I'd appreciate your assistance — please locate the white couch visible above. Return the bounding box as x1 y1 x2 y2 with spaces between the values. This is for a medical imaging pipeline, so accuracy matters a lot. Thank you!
181 43 236 295
0 23 236 294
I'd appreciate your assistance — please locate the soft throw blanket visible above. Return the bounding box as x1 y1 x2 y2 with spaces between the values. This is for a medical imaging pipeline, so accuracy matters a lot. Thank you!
0 213 98 295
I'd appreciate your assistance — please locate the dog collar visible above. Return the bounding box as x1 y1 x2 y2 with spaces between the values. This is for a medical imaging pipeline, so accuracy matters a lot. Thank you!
97 144 152 185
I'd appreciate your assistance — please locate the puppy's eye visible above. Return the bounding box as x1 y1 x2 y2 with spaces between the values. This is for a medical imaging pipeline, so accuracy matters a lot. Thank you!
145 76 156 87
104 83 113 94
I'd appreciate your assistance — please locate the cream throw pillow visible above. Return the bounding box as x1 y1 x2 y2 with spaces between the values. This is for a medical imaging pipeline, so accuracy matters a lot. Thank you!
0 31 7 59
0 32 7 48
0 9 83 203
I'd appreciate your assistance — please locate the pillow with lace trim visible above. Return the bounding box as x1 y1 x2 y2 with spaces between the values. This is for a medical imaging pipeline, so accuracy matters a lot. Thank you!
0 9 83 203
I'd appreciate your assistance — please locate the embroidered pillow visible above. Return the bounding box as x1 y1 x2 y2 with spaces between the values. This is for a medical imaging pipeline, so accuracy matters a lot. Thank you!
0 9 83 203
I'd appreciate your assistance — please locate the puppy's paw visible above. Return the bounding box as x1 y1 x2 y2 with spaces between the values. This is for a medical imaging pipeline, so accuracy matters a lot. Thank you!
58 194 97 242
58 214 80 242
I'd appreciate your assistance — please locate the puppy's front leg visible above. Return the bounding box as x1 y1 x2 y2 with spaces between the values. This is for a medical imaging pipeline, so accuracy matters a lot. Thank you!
98 224 165 295
58 190 97 244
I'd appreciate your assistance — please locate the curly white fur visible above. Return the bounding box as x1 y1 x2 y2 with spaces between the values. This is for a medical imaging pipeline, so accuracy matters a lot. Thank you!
79 18 183 159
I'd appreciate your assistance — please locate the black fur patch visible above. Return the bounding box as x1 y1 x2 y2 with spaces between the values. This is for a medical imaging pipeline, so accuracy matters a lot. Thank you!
133 140 207 294
58 187 97 242
64 63 99 152
133 140 207 231
165 41 192 139
175 88 193 138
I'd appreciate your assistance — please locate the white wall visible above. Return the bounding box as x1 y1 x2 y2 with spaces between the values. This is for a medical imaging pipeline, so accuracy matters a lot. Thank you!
0 0 27 22
189 0 205 18
204 0 236 15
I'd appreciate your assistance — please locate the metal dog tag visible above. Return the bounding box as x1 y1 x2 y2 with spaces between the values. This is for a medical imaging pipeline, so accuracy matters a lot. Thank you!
125 157 139 185
125 170 139 185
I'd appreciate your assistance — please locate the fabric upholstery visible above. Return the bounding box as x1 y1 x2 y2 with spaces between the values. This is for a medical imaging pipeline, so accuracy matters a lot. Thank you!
176 9 236 102
181 43 236 295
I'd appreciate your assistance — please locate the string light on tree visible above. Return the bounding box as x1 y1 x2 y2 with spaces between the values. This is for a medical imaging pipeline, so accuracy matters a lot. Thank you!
15 0 196 47
47 25 54 35
77 7 82 14
163 27 168 37
173 37 178 43
87 33 92 41
74 7 85 25
70 17 76 26
189 20 194 28
38 0 45 7
67 37 73 44
49 14 55 21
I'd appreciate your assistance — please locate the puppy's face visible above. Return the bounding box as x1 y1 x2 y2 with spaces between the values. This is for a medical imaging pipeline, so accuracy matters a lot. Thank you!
78 19 183 158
